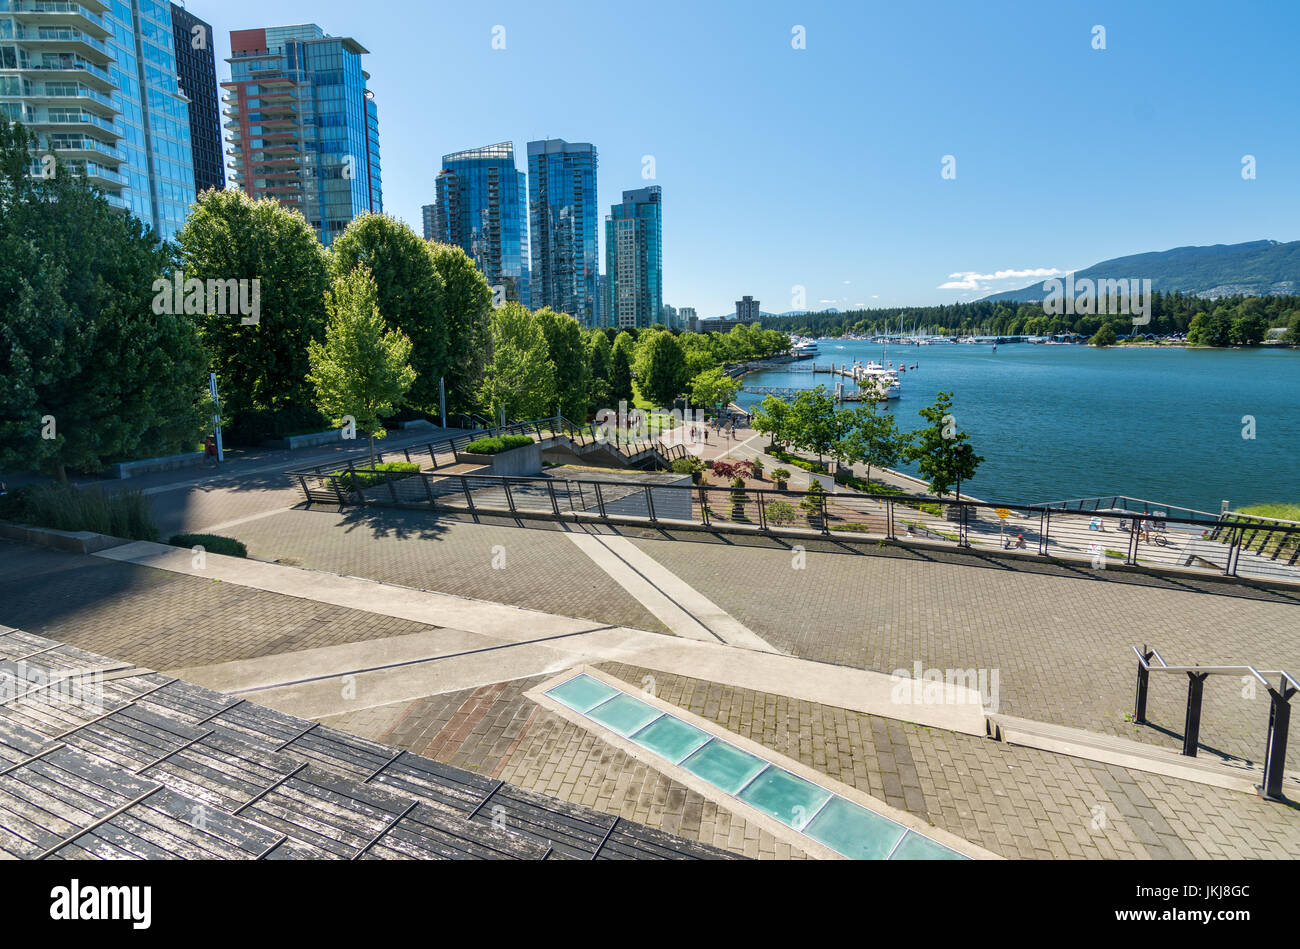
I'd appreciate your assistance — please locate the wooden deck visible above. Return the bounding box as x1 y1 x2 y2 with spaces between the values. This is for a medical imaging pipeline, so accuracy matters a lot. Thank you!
0 626 739 861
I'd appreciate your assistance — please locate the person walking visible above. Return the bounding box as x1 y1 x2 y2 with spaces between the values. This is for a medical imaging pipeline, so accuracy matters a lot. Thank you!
204 435 220 468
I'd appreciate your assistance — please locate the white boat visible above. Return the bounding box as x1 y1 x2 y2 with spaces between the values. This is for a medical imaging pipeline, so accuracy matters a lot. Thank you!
790 338 820 358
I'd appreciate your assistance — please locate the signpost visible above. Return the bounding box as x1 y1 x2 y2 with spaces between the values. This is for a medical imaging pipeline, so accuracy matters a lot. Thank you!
995 507 1010 547
208 373 224 463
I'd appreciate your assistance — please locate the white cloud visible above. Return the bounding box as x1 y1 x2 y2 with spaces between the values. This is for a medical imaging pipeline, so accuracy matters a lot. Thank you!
938 266 1066 292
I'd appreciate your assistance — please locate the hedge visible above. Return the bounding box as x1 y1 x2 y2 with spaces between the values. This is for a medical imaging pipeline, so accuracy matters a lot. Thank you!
169 534 248 558
336 461 420 491
465 435 534 455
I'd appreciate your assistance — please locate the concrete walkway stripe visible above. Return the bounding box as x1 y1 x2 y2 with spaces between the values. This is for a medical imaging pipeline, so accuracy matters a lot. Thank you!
566 530 780 653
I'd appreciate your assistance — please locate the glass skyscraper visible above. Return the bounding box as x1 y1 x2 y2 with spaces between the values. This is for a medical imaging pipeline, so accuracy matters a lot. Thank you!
527 138 598 326
431 142 529 307
1 0 197 240
223 23 381 247
605 186 662 330
170 2 222 195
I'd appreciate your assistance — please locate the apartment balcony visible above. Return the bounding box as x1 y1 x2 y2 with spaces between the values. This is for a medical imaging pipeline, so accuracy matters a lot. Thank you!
15 25 113 61
20 59 114 92
28 110 119 140
22 79 115 115
9 0 111 39
48 135 121 164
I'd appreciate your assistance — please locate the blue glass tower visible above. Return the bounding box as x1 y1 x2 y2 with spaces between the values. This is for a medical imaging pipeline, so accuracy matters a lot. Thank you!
527 138 598 325
605 186 662 330
0 0 197 240
224 23 381 247
432 142 529 307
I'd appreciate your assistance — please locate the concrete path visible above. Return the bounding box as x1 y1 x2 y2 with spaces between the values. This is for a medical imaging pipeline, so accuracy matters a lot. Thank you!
564 528 779 653
97 541 985 733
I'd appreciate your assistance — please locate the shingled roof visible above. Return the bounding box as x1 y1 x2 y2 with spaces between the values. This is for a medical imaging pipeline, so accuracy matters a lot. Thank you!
0 627 737 860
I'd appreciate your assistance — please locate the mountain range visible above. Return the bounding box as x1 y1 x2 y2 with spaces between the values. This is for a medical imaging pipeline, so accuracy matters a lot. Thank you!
980 240 1300 303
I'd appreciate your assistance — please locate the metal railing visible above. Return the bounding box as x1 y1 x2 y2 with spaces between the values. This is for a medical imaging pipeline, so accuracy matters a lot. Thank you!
1133 645 1298 801
289 464 1300 586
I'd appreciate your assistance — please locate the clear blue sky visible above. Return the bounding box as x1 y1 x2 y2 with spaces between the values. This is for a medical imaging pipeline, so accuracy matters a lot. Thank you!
201 0 1300 317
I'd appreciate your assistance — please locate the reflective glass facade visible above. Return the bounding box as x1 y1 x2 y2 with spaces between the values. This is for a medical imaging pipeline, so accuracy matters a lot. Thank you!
432 142 529 307
0 0 196 240
224 23 380 247
527 138 598 326
605 186 662 330
170 2 222 194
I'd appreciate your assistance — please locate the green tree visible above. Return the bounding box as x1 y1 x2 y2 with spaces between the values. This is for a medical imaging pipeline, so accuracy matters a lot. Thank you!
752 395 792 449
429 242 492 418
611 332 636 405
840 401 908 483
0 122 208 481
635 330 689 407
479 302 556 423
689 366 740 413
1230 312 1268 346
786 386 839 464
535 307 590 420
329 214 446 415
587 330 614 412
1286 312 1300 345
175 188 329 432
905 392 984 498
306 267 416 465
1089 322 1117 346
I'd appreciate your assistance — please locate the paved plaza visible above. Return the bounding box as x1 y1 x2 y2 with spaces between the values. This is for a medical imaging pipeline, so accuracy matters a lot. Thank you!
2 435 1300 859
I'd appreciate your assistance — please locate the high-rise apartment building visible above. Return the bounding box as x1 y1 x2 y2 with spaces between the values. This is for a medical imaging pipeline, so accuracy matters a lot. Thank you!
736 296 761 323
604 186 662 330
170 3 222 195
223 23 381 247
431 142 529 306
421 203 435 241
1 0 197 239
527 139 598 325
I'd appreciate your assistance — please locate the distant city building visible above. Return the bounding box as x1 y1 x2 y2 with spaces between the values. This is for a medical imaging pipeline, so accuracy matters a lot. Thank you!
604 185 662 330
661 304 677 329
421 203 436 241
223 23 381 247
431 142 529 306
679 307 698 331
528 139 599 325
735 295 761 323
596 274 607 328
1 0 197 239
171 3 224 195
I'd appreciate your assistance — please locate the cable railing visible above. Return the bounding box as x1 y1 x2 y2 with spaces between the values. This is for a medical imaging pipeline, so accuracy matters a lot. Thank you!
1132 645 1299 801
290 464 1300 587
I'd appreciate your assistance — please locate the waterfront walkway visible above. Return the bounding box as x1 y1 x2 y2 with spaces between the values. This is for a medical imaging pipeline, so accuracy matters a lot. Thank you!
3 429 1300 858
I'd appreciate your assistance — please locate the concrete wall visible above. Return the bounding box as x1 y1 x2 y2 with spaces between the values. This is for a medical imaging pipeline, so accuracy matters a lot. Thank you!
109 452 205 479
458 443 542 477
0 521 125 554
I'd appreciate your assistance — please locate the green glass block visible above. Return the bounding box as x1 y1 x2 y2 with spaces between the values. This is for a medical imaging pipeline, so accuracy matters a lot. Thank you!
738 767 831 830
586 693 662 736
890 830 968 860
547 674 619 713
629 714 710 763
804 796 907 860
681 740 767 794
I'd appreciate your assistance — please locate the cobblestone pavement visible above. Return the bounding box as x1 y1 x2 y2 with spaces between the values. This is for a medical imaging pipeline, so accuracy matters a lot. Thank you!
319 674 810 859
0 539 440 669
217 503 1300 770
615 528 1300 769
219 507 671 635
321 665 1300 860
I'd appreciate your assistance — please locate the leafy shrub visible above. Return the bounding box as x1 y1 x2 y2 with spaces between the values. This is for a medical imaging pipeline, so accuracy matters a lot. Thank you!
771 467 792 484
766 500 798 526
225 405 328 447
465 435 534 455
671 456 704 475
169 534 247 558
336 461 420 491
3 485 157 541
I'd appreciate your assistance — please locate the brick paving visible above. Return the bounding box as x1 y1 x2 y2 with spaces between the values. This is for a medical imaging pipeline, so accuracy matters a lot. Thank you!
218 507 671 635
319 675 810 859
321 664 1300 859
0 539 439 669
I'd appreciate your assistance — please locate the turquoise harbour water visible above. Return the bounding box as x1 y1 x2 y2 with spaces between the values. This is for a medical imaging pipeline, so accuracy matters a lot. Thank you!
735 342 1300 513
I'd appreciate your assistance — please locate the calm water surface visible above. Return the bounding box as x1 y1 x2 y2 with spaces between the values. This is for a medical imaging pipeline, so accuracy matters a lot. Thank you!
735 342 1300 512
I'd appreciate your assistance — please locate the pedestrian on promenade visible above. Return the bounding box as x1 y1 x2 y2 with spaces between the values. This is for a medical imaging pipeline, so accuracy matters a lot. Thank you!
204 435 220 468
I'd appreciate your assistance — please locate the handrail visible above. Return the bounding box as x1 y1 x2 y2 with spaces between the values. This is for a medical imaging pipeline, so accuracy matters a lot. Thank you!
1132 644 1299 801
